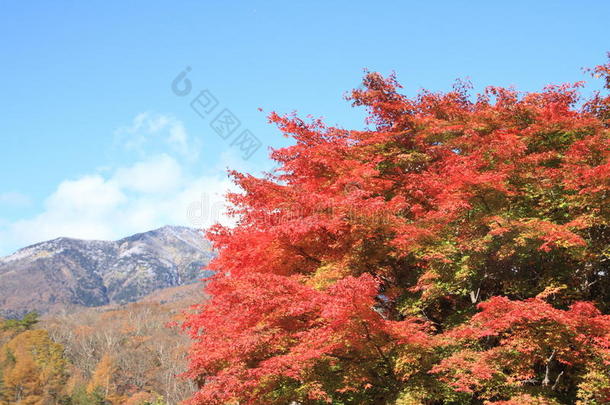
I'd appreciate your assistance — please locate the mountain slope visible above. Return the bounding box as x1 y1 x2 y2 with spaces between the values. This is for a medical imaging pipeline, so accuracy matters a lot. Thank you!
0 226 214 317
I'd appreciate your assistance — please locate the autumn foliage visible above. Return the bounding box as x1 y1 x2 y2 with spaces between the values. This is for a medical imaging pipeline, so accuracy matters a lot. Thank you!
0 329 67 404
0 294 197 405
183 57 610 404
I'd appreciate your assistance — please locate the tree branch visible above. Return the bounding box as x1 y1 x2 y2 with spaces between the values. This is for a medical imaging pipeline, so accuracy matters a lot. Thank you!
552 370 564 391
542 349 556 387
469 288 481 304
290 245 322 265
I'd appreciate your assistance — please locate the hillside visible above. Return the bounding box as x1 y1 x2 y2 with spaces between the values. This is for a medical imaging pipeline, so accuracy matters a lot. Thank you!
0 283 205 404
0 226 214 317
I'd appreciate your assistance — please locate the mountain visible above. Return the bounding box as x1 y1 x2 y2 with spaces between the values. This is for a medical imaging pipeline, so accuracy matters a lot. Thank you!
0 226 214 318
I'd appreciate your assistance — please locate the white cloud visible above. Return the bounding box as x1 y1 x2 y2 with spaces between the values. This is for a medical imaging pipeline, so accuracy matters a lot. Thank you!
0 114 239 255
7 175 126 244
2 162 234 252
46 175 126 215
114 112 201 160
114 154 183 194
168 123 191 157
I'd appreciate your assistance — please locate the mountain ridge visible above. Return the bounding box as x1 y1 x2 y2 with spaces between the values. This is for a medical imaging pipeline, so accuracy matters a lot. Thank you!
0 226 214 318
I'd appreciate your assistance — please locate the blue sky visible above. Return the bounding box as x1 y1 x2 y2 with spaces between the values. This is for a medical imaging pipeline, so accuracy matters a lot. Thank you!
0 1 608 255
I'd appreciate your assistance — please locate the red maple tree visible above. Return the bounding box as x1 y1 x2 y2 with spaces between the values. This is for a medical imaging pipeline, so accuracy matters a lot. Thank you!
183 56 610 404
